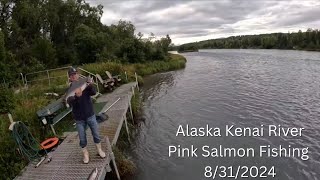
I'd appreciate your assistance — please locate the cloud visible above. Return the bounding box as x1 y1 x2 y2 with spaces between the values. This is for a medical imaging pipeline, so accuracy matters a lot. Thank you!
87 0 320 45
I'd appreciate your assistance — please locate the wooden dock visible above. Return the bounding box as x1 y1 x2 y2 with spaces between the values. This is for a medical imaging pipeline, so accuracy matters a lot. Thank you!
15 82 137 180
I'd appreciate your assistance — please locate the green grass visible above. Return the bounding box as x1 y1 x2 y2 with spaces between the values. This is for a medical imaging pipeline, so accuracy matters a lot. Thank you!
83 53 186 85
113 146 136 178
134 54 186 76
53 114 76 136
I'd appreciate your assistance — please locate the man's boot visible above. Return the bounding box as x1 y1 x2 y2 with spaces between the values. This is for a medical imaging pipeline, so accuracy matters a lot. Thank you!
95 143 106 158
82 147 89 164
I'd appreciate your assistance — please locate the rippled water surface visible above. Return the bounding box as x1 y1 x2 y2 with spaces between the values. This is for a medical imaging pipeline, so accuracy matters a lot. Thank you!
130 49 320 180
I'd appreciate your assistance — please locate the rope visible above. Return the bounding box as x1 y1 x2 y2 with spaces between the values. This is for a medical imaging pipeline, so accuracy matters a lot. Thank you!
11 121 46 162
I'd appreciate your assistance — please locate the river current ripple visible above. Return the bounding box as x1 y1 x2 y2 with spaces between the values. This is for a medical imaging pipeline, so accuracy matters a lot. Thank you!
130 49 320 180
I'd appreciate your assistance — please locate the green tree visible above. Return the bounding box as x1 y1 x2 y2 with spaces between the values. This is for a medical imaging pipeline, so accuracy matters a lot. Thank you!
178 29 320 52
31 38 57 67
0 31 7 80
0 0 172 75
73 24 99 64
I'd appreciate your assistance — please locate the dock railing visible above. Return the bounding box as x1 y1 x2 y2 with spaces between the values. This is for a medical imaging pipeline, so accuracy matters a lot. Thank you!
24 66 70 87
77 67 101 95
22 66 102 96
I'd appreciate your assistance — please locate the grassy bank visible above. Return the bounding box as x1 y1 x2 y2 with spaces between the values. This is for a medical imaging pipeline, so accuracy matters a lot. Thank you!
83 53 186 85
0 53 186 179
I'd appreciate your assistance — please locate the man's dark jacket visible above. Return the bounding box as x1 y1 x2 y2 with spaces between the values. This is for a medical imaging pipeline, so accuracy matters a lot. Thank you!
67 84 96 121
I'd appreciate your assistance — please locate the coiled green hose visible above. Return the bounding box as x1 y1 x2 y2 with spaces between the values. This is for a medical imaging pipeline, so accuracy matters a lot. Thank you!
11 122 46 162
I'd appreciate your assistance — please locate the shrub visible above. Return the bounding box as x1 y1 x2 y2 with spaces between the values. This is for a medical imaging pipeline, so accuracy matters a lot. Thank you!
0 87 14 114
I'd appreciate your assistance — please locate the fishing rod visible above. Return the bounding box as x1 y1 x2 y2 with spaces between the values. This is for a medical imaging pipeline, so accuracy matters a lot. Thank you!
101 97 121 113
96 97 121 123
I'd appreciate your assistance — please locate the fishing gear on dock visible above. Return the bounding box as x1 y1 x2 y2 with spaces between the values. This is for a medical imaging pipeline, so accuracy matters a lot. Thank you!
10 119 44 162
40 137 59 150
8 113 54 168
96 97 121 123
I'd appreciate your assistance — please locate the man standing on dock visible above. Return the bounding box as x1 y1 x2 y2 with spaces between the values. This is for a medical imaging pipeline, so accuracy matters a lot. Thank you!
66 67 106 164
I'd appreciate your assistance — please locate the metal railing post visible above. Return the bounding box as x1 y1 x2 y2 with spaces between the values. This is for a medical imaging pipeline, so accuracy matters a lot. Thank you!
24 66 71 88
47 70 51 86
131 86 135 97
123 115 130 143
134 72 139 90
20 73 25 87
66 71 69 85
128 94 134 124
78 67 101 95
24 75 28 88
105 136 121 180
95 76 100 94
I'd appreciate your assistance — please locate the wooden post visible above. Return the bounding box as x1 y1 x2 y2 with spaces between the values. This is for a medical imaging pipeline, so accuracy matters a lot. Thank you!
125 71 128 81
106 136 121 180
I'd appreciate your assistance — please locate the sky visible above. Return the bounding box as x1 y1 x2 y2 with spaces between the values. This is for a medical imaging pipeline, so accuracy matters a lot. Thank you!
86 0 320 45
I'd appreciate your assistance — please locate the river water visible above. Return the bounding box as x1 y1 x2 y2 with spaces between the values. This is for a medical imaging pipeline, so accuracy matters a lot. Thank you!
130 49 320 180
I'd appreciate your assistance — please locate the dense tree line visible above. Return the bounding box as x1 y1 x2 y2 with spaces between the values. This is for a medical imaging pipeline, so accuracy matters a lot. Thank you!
0 0 171 84
177 29 320 52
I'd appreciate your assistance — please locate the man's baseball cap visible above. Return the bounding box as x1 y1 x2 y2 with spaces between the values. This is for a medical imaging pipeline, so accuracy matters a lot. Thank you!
68 67 78 76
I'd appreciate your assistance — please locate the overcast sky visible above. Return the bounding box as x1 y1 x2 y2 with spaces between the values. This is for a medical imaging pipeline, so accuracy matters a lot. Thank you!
87 0 320 45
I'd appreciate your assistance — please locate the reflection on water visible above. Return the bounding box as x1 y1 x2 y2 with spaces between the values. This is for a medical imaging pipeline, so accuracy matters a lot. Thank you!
142 71 176 102
130 49 320 180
